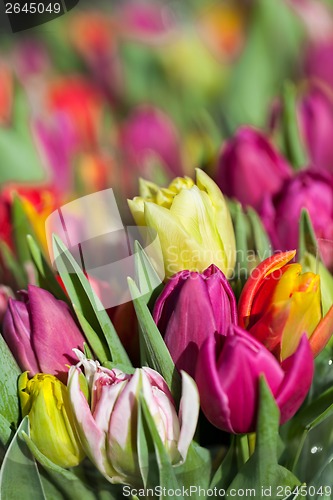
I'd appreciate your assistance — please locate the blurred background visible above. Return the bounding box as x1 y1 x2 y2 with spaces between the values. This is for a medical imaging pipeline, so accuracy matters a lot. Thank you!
0 0 332 226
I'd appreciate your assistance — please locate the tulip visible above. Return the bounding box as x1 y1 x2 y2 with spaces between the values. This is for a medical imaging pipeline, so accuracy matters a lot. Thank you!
260 170 333 269
128 169 236 279
238 251 333 360
216 127 292 211
19 372 85 468
120 106 182 178
153 264 237 377
196 326 314 434
68 355 199 485
3 285 85 383
305 38 333 91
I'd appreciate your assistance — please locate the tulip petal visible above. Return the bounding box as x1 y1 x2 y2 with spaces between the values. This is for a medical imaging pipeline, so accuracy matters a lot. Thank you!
3 298 40 374
238 250 296 328
309 304 333 357
144 201 208 277
276 335 314 425
204 264 238 328
177 371 199 462
195 335 234 433
28 285 85 382
68 367 117 479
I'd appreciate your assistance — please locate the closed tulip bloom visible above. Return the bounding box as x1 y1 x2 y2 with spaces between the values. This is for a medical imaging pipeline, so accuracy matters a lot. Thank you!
196 326 314 434
19 372 85 468
121 106 182 178
3 285 85 383
128 169 236 278
260 170 333 269
153 264 237 377
238 251 333 360
68 355 199 485
216 127 292 211
297 84 333 173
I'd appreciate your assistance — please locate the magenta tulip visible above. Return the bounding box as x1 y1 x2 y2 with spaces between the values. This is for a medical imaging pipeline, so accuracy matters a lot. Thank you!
216 127 292 211
153 264 237 378
120 106 182 178
3 285 85 382
305 38 333 91
297 84 333 173
196 326 314 433
260 170 333 268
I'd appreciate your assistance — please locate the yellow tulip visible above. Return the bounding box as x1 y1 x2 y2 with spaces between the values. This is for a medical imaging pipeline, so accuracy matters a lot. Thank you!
128 169 236 278
19 372 85 468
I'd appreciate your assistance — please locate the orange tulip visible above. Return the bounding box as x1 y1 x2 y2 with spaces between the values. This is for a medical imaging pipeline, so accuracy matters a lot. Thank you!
238 250 333 360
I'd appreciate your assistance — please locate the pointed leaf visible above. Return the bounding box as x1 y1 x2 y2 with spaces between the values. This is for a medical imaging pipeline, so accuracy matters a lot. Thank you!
0 335 20 443
128 277 181 402
298 209 318 260
26 235 68 302
53 235 131 366
22 432 96 500
0 417 46 500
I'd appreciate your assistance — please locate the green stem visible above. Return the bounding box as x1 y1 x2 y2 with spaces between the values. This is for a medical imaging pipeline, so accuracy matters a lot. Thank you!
237 434 249 467
247 432 256 456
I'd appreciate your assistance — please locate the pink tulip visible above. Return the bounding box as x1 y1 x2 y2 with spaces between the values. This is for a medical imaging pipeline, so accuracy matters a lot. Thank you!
196 326 314 433
153 264 237 377
2 285 85 383
68 356 199 485
120 106 182 178
216 127 292 211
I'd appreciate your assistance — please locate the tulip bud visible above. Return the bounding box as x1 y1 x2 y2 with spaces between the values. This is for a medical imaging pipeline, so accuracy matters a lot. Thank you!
68 355 199 485
121 106 182 178
3 285 85 383
19 372 85 468
153 264 237 377
196 326 314 434
238 251 333 360
260 170 333 269
305 39 333 92
128 169 236 279
296 83 333 173
216 127 292 211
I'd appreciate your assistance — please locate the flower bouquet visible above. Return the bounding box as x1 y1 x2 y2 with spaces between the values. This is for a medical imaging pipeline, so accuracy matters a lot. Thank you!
1 163 333 500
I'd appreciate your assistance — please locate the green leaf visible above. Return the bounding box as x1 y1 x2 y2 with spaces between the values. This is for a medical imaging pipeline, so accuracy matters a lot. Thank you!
0 241 27 289
247 207 272 262
0 335 21 444
11 194 37 267
26 235 68 302
52 235 131 367
175 442 211 496
298 209 318 261
210 438 238 491
0 90 45 185
22 432 96 500
140 398 182 498
227 377 300 499
281 82 308 170
134 241 162 306
137 399 159 489
128 277 181 403
0 417 46 500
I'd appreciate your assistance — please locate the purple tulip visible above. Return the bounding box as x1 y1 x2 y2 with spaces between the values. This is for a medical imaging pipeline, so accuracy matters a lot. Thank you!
297 84 333 173
3 285 85 382
196 326 314 433
153 264 237 378
120 106 182 178
305 39 333 91
68 357 199 485
216 127 292 211
260 170 333 268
